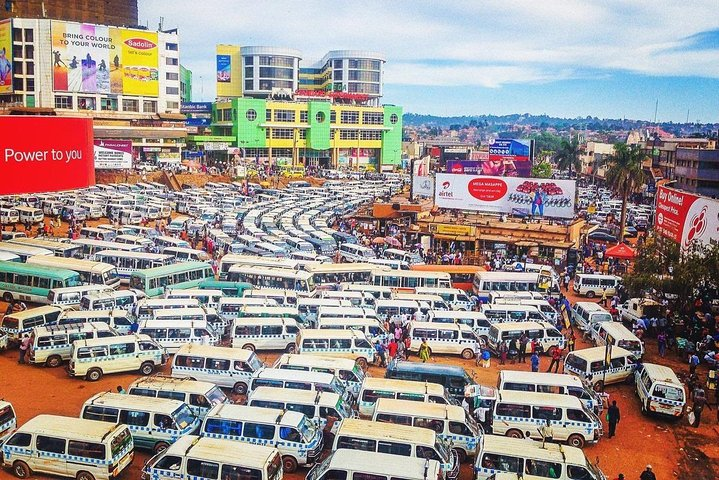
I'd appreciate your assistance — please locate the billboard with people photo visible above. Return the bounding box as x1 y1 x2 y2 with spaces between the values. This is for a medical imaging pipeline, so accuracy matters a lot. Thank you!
487 138 534 177
0 19 13 94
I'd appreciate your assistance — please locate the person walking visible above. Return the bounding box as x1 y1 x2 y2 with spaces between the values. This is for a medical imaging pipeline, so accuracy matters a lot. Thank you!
374 341 387 367
481 348 491 368
601 288 608 307
539 419 553 447
639 465 656 480
567 330 576 352
396 337 406 360
518 332 529 363
508 338 518 364
607 400 620 438
18 334 30 364
612 474 624 480
547 346 563 373
691 387 710 427
499 341 508 365
530 351 540 372
474 342 482 367
657 331 667 358
418 339 431 363
387 338 398 361
689 353 699 375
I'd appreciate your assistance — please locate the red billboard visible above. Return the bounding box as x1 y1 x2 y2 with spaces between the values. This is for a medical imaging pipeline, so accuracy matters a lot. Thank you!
655 185 719 249
1 116 95 195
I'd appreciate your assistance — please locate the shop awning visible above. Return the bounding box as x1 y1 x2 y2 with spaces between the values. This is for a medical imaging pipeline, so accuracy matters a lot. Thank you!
157 113 187 121
515 240 539 247
605 243 636 259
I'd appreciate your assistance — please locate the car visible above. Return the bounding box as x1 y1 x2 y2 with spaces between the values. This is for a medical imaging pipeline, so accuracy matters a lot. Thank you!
623 226 638 238
588 231 618 243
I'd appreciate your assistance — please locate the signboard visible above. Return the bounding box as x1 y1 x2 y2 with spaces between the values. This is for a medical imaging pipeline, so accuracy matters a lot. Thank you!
434 174 576 219
216 54 231 82
1 116 95 195
412 175 434 198
185 117 211 127
204 142 229 151
487 138 533 177
0 19 12 94
94 139 132 169
655 186 719 249
157 152 181 163
181 102 212 114
436 224 473 236
447 160 480 175
51 20 159 96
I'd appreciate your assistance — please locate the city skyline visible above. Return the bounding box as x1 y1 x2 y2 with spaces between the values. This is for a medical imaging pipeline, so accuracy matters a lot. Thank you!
140 0 719 123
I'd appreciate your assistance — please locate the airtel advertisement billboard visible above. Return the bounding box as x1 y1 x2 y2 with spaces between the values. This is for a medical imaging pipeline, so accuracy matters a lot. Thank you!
655 186 719 249
1 116 95 195
435 174 576 219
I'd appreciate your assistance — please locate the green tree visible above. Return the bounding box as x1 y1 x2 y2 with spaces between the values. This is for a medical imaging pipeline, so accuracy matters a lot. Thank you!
531 161 552 178
552 136 581 177
604 143 647 242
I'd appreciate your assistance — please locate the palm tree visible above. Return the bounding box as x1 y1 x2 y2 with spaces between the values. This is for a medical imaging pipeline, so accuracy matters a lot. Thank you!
605 143 648 242
553 136 582 177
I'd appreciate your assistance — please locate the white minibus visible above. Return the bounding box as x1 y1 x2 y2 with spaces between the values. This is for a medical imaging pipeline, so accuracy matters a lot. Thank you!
67 334 167 381
245 288 298 306
273 353 366 397
383 248 425 265
415 287 475 311
57 309 134 334
428 310 493 342
128 376 231 419
480 304 547 323
564 346 637 390
0 306 65 345
341 283 393 300
587 321 644 358
28 322 118 367
15 206 44 224
317 317 388 343
134 297 201 320
572 274 621 298
296 329 376 369
139 317 218 353
375 299 428 322
408 322 482 359
307 449 442 480
80 290 143 312
249 368 352 403
634 363 685 418
487 322 565 356
26 256 121 289
165 288 223 309
163 246 211 263
572 302 613 331
357 377 456 417
395 293 450 311
492 298 558 322
498 371 603 414
337 243 376 262
47 284 113 307
297 298 348 326
231 317 299 352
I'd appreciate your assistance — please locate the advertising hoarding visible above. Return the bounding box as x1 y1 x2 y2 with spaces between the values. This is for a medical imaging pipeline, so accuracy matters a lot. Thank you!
655 186 719 249
434 174 576 219
0 19 13 94
1 117 95 195
447 160 480 175
94 139 132 169
51 20 159 96
487 138 533 177
412 176 434 197
180 102 213 114
216 54 231 82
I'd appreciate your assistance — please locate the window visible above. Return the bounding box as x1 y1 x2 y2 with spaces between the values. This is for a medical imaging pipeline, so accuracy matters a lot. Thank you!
222 465 263 480
610 357 625 369
378 441 411 456
274 109 295 122
25 78 34 91
340 110 359 124
415 446 440 461
589 360 605 373
246 109 257 121
159 391 185 402
166 87 180 95
414 418 444 433
166 57 179 66
245 56 254 65
119 410 150 426
24 45 34 59
205 418 243 436
245 79 253 91
166 101 180 109
206 358 230 370
337 436 375 451
496 403 531 418
143 100 157 113
101 98 118 111
166 72 179 81
109 342 135 355
155 455 183 471
24 29 34 42
37 436 66 454
480 453 522 473
68 440 106 460
187 459 219 480
78 97 96 110
390 114 399 124
533 406 562 421
438 329 457 340
568 466 593 480
262 325 282 335
166 43 179 51
334 70 343 81
330 111 336 123
122 99 139 112
6 433 31 447
526 459 562 479
25 61 34 75
83 405 119 423
567 409 590 423
449 421 472 436
243 422 274 440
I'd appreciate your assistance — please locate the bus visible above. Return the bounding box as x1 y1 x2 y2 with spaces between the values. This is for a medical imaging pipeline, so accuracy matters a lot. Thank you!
6 237 83 258
305 263 388 290
93 250 175 283
0 260 82 304
218 254 302 280
71 238 144 259
472 271 552 303
26 256 121 289
410 264 483 292
228 266 316 296
0 242 53 262
129 262 215 297
370 270 451 290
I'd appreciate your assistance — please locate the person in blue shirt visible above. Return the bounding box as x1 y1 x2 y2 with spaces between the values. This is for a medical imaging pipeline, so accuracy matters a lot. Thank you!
531 351 540 372
375 341 387 367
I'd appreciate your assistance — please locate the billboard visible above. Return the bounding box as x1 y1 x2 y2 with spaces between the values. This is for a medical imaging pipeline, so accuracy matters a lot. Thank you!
1 117 95 195
655 186 719 249
94 139 132 169
447 160 480 175
0 19 12 94
434 174 576 219
51 21 159 96
217 54 231 82
181 102 213 114
487 138 533 177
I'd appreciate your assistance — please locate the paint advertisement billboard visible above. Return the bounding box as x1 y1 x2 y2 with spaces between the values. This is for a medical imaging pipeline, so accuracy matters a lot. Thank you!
434 174 576 219
0 19 13 94
487 138 533 177
217 54 231 82
51 21 159 96
1 116 95 195
94 139 133 169
655 186 719 249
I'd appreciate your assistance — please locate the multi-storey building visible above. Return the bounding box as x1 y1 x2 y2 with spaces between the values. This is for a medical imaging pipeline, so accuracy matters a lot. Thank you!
1 0 138 27
180 64 192 102
299 50 385 105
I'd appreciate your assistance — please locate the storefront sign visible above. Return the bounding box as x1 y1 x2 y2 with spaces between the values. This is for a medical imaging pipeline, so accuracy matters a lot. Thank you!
204 142 229 151
94 139 132 169
436 224 473 236
180 102 212 114
1 116 95 194
655 185 719 249
143 146 161 152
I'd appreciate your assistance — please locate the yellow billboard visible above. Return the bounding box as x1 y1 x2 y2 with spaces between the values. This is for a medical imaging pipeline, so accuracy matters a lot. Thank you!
0 19 13 94
119 29 159 96
216 44 242 97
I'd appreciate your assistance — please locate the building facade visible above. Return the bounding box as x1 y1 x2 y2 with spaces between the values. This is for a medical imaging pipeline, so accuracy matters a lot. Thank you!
1 0 138 27
180 64 192 102
299 50 385 105
1 18 186 164
674 147 719 198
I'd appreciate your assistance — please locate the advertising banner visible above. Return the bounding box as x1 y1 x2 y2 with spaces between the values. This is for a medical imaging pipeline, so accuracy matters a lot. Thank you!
185 117 211 127
94 139 132 169
412 175 434 198
436 224 473 236
1 117 95 195
51 21 158 96
487 138 533 177
217 54 231 82
435 174 576 219
0 19 13 94
180 102 213 114
447 160 480 175
655 186 719 249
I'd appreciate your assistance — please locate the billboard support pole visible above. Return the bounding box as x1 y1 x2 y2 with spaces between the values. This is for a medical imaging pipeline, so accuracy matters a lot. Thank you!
409 157 416 202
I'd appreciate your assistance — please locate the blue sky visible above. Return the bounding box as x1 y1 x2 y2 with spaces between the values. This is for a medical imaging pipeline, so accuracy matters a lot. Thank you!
140 0 719 123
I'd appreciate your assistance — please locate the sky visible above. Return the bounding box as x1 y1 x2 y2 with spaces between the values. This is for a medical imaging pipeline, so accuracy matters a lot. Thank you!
139 0 719 123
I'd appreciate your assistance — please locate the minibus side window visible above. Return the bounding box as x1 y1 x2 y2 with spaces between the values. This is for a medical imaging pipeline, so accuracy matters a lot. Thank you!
243 422 274 440
567 386 590 400
376 413 411 426
129 388 157 398
590 361 605 373
158 391 185 402
206 358 230 370
187 459 219 480
251 400 284 409
537 385 562 394
5 433 31 447
222 464 263 480
567 465 593 480
286 403 315 417
110 342 135 355
567 409 590 423
526 459 562 479
37 436 66 455
362 389 394 402
153 455 182 471
414 418 443 433
378 441 411 457
337 436 375 451
480 453 522 474
119 410 150 426
449 421 472 436
416 446 440 461
504 382 534 392
83 406 118 422
532 406 562 421
428 395 447 404
205 419 242 436
497 403 531 418
610 357 626 368
68 440 106 460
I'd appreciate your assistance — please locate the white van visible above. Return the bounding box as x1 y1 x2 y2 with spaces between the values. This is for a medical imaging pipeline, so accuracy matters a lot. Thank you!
319 290 375 308
80 290 143 311
317 317 388 343
171 343 265 394
383 248 425 265
134 297 201 320
357 377 456 417
474 434 606 480
115 234 154 249
67 333 167 381
480 304 547 323
296 329 376 369
163 247 211 263
342 283 393 300
487 322 565 356
57 309 134 334
564 346 637 390
373 398 481 462
395 293 450 311
81 392 201 453
273 353 366 398
128 376 232 419
48 284 113 307
249 368 352 403
316 306 378 323
28 322 118 367
119 209 142 225
415 287 475 311
428 310 493 342
245 288 298 306
155 236 191 250
498 371 603 414
231 317 299 352
200 404 324 473
0 306 65 345
490 391 602 448
337 243 376 262
572 274 621 298
307 450 443 480
0 415 133 480
142 435 283 480
634 363 685 418
297 298 349 326
0 208 19 225
493 298 558 322
375 299 428 322
0 401 16 443
408 322 481 359
572 302 613 331
16 206 44 224
333 418 458 479
80 227 116 242
139 318 218 353
587 321 644 358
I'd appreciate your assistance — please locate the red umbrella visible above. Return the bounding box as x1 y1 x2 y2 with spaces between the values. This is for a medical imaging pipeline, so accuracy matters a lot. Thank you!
605 243 636 259
384 236 401 247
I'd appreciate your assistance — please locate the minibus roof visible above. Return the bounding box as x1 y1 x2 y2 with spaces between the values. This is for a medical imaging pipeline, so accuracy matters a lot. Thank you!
361 377 445 394
249 386 341 406
499 371 584 387
33 321 114 336
61 309 129 319
480 434 587 465
410 321 472 332
254 367 336 383
594 322 638 340
497 391 584 409
74 333 149 348
175 343 256 361
336 418 436 444
567 346 632 361
166 435 278 468
233 317 295 326
490 321 554 331
298 328 368 340
573 302 610 312
5 305 63 320
85 392 186 415
641 363 681 385
129 376 219 395
274 353 358 370
152 307 208 317
20 415 123 440
206 404 304 427
139 298 201 307
374 398 465 421
324 450 441 479
429 310 487 320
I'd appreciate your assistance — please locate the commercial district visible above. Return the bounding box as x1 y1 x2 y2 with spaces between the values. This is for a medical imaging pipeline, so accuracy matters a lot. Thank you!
0 2 718 480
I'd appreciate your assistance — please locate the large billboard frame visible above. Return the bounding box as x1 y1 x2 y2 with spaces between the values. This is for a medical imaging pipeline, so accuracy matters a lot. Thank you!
0 19 13 95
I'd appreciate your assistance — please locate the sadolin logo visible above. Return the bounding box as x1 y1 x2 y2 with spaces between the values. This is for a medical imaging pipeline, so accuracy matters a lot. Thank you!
124 38 156 50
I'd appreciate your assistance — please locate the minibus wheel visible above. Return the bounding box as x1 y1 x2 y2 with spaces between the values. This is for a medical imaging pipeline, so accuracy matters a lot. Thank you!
282 456 298 473
12 461 30 478
86 368 103 381
140 362 155 376
506 429 523 439
585 291 596 298
453 447 467 463
233 382 248 395
356 357 368 370
76 471 95 480
46 355 63 368
285 344 296 353
593 380 604 392
153 442 169 454
242 344 256 352
567 434 585 448
461 349 474 360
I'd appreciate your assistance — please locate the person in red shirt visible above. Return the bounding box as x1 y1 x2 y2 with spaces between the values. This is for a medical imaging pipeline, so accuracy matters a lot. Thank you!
387 338 398 360
547 346 564 373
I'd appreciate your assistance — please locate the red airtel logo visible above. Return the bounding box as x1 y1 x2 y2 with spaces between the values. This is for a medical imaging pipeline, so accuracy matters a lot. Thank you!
124 38 156 50
468 178 508 201
684 206 708 247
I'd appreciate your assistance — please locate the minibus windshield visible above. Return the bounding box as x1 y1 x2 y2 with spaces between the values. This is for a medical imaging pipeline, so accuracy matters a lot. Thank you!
173 404 197 429
207 386 229 405
110 428 132 457
298 416 318 443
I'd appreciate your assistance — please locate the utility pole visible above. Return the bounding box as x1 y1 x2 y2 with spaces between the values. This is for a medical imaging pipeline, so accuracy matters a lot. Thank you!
653 99 658 124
